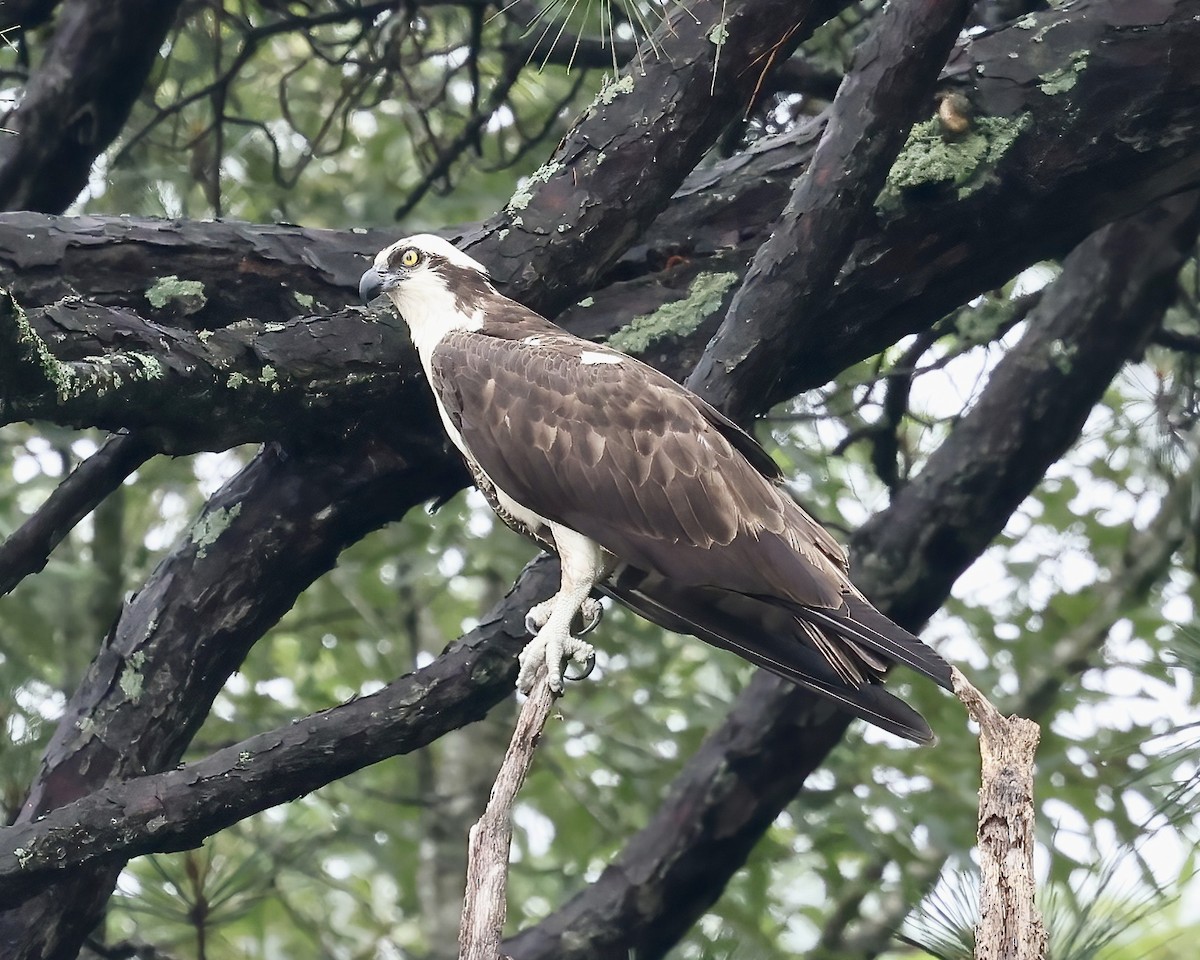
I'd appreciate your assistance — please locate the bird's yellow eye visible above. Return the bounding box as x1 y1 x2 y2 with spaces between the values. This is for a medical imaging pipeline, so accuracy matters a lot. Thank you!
400 248 421 268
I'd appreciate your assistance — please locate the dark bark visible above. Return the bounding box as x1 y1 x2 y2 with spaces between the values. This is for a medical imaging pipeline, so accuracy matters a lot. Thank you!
686 0 973 421
0 432 154 597
0 0 186 213
502 195 1200 960
0 559 557 907
0 4 829 957
463 0 834 317
2 299 425 454
0 1 1193 447
0 0 60 31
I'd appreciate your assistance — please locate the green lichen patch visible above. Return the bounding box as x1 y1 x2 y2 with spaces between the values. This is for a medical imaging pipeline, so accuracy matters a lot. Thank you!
118 651 147 703
596 73 635 106
128 352 164 380
227 371 248 389
1039 50 1089 95
190 502 243 559
708 22 729 46
1049 337 1077 374
507 160 565 213
0 291 77 402
292 291 315 309
608 271 739 354
146 275 207 314
878 113 1031 212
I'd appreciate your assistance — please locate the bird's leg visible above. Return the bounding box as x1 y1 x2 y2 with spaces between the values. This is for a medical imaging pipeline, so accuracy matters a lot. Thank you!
518 527 608 694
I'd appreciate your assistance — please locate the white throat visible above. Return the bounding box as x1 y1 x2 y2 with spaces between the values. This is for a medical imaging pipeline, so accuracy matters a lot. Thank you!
386 274 484 366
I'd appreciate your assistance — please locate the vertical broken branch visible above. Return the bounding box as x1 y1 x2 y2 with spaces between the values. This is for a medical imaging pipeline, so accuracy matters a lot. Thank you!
459 671 558 960
952 667 1047 960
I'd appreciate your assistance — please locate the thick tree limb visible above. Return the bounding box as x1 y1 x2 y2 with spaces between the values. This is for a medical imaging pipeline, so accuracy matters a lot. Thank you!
0 6 830 958
463 0 833 317
0 2 1195 446
0 432 154 597
0 559 557 908
3 299 422 453
501 197 1200 960
686 0 973 421
0 0 186 213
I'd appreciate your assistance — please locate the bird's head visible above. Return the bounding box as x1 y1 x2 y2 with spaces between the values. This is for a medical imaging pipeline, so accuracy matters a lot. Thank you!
359 235 492 335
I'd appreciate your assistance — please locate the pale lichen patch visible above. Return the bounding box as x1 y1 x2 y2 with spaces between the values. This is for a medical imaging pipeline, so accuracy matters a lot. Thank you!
878 113 1031 212
1039 50 1089 95
146 275 207 313
507 160 565 213
190 503 243 559
608 271 738 354
596 73 635 106
119 651 147 703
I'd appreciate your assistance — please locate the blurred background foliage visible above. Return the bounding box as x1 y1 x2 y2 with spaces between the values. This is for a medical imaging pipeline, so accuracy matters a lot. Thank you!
1 1 1199 958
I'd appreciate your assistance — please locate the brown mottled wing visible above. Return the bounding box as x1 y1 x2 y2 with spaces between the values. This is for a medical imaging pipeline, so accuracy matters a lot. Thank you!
428 328 849 610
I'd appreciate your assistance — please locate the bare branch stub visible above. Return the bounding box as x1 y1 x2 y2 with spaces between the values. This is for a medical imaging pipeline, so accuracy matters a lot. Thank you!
951 667 1047 960
459 669 559 960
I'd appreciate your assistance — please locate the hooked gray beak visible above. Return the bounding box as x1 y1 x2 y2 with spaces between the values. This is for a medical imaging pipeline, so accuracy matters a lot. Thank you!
359 267 385 304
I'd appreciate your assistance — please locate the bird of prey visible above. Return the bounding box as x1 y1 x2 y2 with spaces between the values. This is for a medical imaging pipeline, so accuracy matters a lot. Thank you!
360 235 951 743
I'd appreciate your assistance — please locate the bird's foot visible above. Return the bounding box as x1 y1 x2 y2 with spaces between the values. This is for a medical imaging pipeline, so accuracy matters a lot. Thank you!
517 630 595 695
524 596 603 638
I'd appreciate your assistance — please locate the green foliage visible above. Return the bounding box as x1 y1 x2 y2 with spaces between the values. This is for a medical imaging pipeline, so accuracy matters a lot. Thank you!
1 4 1198 959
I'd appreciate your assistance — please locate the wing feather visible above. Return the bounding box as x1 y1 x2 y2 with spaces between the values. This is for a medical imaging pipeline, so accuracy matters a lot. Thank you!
426 320 951 737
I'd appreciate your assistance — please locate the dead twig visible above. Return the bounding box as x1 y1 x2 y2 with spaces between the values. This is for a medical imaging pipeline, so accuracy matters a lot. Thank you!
952 666 1047 960
458 668 559 960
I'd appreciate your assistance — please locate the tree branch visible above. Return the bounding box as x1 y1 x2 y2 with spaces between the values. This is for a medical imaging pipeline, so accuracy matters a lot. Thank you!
0 558 557 909
686 0 973 421
500 196 1200 960
952 668 1046 960
0 431 154 597
459 668 558 960
0 5 835 957
0 0 186 213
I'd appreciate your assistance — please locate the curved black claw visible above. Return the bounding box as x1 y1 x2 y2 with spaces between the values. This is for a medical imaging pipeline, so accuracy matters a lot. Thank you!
564 651 597 682
572 600 603 637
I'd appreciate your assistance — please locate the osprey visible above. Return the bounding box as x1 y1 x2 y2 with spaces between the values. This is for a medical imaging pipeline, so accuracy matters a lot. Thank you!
361 235 952 743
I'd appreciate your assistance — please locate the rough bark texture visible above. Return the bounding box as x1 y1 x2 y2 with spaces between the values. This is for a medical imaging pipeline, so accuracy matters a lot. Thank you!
0 3 1196 959
458 670 557 960
686 0 973 421
0 0 187 213
499 197 1198 960
953 669 1047 960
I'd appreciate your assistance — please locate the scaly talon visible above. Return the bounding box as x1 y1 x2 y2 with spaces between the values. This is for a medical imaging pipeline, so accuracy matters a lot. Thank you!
524 599 553 637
